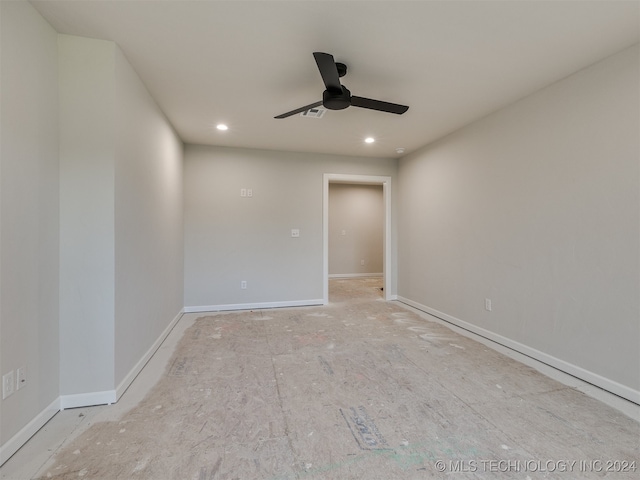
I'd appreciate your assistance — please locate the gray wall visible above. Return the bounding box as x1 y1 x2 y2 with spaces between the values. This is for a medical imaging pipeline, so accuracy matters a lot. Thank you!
58 34 116 396
184 145 397 309
59 35 184 399
113 46 184 388
0 0 60 447
329 184 383 276
397 45 639 400
1 3 184 458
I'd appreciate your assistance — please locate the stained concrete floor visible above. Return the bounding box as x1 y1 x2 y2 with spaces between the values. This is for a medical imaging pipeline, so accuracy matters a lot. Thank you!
2 278 639 479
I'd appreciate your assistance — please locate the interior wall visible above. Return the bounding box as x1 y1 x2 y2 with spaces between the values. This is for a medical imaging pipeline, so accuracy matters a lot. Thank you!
113 47 184 387
398 45 639 399
0 10 184 459
0 0 60 446
59 35 184 400
184 145 397 309
58 35 116 396
329 184 383 276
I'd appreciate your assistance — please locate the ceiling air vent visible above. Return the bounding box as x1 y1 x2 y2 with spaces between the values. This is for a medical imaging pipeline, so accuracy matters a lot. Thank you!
300 107 325 118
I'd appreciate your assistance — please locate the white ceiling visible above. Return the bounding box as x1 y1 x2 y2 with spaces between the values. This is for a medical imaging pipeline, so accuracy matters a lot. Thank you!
31 0 639 158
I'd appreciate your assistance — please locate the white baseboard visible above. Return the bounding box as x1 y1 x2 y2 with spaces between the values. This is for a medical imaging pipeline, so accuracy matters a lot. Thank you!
59 309 185 410
1 310 185 466
0 397 59 465
396 296 640 406
115 310 183 400
59 390 117 410
329 273 383 279
183 299 324 313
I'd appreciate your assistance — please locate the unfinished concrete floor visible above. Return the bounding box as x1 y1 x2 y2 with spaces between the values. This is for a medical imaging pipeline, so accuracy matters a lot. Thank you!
3 278 639 479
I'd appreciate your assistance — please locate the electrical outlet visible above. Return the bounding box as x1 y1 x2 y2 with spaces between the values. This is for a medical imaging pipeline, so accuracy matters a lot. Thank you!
361 260 365 266
485 298 492 312
247 189 253 197
16 366 26 390
241 280 247 289
240 188 247 197
2 371 15 399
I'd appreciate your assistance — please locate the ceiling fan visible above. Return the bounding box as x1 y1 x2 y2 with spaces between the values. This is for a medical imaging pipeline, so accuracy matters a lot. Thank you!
274 52 409 119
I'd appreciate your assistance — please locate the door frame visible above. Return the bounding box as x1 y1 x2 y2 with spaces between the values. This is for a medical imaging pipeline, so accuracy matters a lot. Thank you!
323 173 392 304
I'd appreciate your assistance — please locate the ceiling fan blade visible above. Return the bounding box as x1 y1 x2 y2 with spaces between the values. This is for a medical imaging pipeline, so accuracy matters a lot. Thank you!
351 96 409 115
313 52 342 92
274 100 323 119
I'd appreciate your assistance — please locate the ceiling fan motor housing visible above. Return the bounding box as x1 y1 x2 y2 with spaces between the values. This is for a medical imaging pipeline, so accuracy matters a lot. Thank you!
323 85 351 110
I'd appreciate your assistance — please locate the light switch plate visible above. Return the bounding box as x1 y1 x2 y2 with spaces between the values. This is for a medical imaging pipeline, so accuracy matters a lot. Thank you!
291 229 300 238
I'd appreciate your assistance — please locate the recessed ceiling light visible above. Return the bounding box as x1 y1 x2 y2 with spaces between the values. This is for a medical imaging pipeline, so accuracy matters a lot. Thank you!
216 124 228 131
396 147 405 154
364 137 375 144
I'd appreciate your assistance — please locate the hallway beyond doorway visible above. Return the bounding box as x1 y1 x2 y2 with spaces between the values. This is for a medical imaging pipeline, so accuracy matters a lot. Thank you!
329 276 383 303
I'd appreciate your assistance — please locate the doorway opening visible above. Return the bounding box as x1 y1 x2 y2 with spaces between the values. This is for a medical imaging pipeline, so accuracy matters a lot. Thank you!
323 174 392 304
